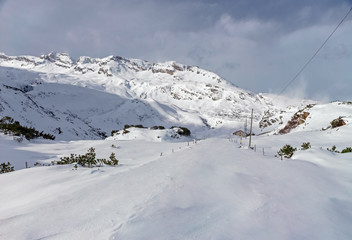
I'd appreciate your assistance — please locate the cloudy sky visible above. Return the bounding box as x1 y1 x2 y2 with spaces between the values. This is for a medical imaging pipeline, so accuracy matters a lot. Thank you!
0 0 351 101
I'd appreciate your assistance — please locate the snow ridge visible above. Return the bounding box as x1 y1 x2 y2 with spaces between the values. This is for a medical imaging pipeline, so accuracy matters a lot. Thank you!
0 52 307 140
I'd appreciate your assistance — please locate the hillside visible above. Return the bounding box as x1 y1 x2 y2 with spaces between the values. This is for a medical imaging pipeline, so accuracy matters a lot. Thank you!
0 118 351 239
0 52 310 140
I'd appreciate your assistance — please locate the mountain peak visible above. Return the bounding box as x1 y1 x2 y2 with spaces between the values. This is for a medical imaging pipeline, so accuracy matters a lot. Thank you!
40 52 73 67
0 52 310 140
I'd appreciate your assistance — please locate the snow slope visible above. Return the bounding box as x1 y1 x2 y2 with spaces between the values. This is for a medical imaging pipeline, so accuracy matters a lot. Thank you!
1 52 351 239
0 129 351 239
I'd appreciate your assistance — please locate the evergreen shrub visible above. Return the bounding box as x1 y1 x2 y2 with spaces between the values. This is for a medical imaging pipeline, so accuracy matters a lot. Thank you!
278 144 297 158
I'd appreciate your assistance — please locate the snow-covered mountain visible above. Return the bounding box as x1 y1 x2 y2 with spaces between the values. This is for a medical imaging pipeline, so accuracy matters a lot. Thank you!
1 53 352 240
0 52 303 140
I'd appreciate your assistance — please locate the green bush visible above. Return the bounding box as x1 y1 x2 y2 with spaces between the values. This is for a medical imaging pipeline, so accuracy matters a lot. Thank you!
327 146 351 154
341 147 352 153
327 145 340 153
0 116 55 140
278 144 297 158
0 162 14 174
55 148 118 167
301 142 311 150
103 152 119 166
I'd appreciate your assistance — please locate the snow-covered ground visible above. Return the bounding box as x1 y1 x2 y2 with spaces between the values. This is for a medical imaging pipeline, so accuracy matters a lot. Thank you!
1 113 351 239
1 52 351 239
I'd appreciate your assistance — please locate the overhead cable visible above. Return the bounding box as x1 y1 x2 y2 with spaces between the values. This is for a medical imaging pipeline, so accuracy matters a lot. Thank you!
278 7 352 96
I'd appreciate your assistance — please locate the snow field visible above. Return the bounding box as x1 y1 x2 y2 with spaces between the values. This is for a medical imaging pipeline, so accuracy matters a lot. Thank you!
1 132 351 239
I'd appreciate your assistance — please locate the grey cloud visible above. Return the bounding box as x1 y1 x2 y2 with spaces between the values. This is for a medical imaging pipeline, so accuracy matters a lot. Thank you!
0 0 6 9
0 0 351 101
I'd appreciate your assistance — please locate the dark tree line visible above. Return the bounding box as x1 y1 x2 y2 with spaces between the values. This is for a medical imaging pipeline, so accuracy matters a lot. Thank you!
0 116 55 140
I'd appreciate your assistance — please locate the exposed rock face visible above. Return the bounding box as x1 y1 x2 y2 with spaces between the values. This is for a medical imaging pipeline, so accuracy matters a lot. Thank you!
279 111 310 134
331 117 346 128
259 110 283 129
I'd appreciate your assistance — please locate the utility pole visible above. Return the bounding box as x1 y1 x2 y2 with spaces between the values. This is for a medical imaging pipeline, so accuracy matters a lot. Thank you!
249 109 253 148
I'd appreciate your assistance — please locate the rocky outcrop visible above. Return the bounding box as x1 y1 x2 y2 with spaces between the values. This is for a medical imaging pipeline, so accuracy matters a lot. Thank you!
330 117 346 128
279 111 310 134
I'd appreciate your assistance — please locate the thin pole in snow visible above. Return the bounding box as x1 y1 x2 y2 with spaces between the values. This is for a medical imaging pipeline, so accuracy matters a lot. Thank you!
244 117 248 138
249 109 253 148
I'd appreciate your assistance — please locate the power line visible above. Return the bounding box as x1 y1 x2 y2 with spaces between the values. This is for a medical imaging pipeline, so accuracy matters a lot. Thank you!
278 7 352 96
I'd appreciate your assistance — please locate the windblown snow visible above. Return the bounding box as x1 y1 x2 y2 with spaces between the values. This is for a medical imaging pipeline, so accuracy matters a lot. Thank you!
0 53 351 239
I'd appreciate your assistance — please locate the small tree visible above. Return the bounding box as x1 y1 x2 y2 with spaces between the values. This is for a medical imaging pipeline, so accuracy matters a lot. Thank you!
341 147 352 153
85 147 97 167
0 162 14 174
327 145 339 153
301 142 311 150
278 144 297 159
104 152 119 166
110 152 119 165
56 148 118 167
